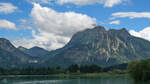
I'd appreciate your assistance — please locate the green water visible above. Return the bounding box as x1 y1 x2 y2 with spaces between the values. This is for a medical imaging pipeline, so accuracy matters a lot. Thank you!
0 76 149 84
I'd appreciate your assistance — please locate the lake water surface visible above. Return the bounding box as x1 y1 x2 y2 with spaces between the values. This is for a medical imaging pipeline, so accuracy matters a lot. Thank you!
0 76 149 84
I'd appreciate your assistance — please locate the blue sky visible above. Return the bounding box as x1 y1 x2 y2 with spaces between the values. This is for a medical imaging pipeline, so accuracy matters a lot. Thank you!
0 0 150 50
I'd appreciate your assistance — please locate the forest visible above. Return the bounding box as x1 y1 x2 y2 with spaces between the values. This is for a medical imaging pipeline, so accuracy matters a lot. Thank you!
0 60 149 82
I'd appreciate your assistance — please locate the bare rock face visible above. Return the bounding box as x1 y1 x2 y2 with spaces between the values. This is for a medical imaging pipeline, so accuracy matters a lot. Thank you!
44 26 150 67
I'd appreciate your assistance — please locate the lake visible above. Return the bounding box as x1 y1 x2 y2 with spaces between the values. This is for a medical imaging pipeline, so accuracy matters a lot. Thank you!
0 76 149 84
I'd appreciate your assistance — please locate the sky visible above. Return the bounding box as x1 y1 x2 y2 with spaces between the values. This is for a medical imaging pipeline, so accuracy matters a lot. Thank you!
0 0 150 50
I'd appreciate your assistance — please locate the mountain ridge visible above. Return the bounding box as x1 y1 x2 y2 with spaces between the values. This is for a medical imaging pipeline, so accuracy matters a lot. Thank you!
0 38 34 69
43 26 150 67
0 26 150 68
18 46 49 57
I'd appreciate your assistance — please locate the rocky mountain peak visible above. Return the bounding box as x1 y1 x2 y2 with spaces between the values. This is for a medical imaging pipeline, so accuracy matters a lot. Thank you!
18 46 28 50
0 38 11 45
44 26 150 67
0 38 16 52
93 26 106 31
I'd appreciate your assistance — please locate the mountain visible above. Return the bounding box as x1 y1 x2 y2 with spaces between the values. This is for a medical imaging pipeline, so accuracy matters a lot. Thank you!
1 26 150 68
18 46 28 52
0 38 35 69
18 46 49 57
43 26 150 67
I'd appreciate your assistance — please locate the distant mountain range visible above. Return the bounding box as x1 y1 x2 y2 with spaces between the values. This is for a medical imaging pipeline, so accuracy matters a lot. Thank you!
18 46 49 57
0 26 150 68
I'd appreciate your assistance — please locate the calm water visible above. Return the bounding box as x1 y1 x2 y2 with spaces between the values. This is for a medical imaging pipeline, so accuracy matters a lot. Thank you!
0 76 149 84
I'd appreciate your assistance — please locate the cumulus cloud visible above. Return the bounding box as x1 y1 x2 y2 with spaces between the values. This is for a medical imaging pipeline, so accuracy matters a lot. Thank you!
57 0 128 7
112 12 150 19
109 20 120 24
31 3 96 36
129 27 150 41
13 30 70 50
0 19 16 30
13 3 96 50
0 3 18 14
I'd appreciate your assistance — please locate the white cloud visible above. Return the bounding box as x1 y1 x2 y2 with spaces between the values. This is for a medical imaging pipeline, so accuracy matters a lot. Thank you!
112 12 150 19
129 27 150 41
19 19 33 29
13 3 96 50
26 0 53 4
0 3 18 14
0 19 16 30
31 3 96 36
57 0 128 7
13 30 70 50
26 0 129 7
109 20 120 24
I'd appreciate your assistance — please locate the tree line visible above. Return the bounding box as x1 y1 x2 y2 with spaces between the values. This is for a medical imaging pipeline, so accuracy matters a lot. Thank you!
0 64 103 75
0 60 149 82
128 60 150 82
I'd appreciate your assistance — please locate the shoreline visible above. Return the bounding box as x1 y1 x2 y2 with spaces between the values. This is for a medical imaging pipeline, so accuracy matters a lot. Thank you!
0 73 130 78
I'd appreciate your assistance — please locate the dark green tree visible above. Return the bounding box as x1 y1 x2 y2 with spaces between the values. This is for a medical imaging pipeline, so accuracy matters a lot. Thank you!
67 64 79 73
128 60 150 82
80 64 102 73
